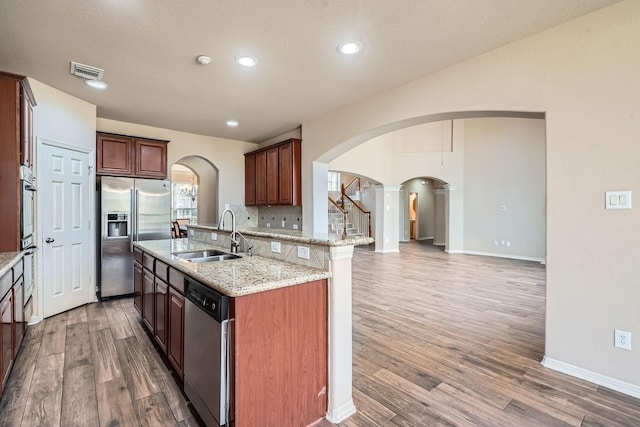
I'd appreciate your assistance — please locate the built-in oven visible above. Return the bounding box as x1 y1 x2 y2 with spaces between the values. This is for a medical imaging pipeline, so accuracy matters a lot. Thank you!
20 165 36 249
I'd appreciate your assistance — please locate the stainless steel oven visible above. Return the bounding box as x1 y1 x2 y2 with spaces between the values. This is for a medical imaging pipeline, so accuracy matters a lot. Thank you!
20 165 36 249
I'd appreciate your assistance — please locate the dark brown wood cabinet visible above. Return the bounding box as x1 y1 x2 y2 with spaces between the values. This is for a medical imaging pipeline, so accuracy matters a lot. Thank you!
0 289 13 394
244 154 256 206
168 286 185 379
234 279 327 426
142 255 155 332
154 278 168 353
133 261 143 315
0 72 36 252
254 151 267 205
96 132 169 179
244 138 302 206
0 256 25 397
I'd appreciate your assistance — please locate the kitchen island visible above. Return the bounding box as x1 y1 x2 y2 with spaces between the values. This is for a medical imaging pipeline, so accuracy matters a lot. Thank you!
134 237 333 426
136 225 371 425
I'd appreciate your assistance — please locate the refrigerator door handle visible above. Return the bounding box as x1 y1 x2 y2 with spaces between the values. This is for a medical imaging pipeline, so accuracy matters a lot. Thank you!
130 188 136 249
134 189 140 242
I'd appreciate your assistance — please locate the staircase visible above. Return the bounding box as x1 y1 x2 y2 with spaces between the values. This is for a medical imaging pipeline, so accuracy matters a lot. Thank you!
328 177 371 238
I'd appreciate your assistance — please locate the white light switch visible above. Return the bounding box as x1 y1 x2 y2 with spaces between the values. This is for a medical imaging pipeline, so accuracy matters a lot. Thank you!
606 191 632 209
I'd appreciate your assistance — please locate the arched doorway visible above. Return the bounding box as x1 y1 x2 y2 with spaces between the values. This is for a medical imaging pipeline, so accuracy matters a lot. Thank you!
172 155 219 225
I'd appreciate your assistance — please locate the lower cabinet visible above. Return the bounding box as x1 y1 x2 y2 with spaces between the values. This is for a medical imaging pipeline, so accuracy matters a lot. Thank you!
154 278 168 353
142 268 155 332
0 289 13 393
133 261 143 315
167 287 184 379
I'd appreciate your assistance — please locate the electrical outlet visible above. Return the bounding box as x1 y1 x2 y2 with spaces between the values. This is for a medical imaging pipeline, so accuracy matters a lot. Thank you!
211 232 217 241
281 220 286 227
293 224 299 230
615 329 632 350
506 241 511 247
297 246 310 260
266 223 271 228
271 241 281 253
189 229 195 236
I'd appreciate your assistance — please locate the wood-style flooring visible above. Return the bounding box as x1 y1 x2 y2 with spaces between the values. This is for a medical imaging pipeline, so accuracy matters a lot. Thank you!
2 241 640 426
0 296 198 426
317 241 640 426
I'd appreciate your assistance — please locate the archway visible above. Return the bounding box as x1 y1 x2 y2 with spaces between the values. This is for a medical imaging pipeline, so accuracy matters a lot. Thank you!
172 155 219 224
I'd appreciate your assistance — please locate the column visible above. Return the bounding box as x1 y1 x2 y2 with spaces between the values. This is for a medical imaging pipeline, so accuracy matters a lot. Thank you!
326 245 357 423
444 184 464 253
374 184 401 253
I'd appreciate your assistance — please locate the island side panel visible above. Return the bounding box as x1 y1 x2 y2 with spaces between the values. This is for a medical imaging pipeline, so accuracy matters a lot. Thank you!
233 279 328 427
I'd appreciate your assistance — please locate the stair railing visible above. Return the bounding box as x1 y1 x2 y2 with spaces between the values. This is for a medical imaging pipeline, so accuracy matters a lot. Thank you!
341 191 371 238
328 197 348 238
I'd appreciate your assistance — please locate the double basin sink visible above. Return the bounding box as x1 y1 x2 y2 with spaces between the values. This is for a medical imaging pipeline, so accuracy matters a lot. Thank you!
173 249 240 263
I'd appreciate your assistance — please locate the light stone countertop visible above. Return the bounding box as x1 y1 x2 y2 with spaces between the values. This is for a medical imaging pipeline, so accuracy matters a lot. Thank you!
0 251 23 279
187 224 373 247
134 239 331 297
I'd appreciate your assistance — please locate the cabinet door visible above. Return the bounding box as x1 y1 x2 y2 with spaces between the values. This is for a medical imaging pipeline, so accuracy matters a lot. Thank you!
244 154 256 206
96 134 134 176
134 139 167 179
20 91 33 168
278 140 301 205
0 290 13 393
168 287 184 378
12 277 24 357
255 151 267 205
133 261 143 315
142 268 155 332
154 278 168 353
266 146 279 205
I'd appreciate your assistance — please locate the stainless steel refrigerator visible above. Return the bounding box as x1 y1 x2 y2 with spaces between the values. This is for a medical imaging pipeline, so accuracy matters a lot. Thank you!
97 176 171 298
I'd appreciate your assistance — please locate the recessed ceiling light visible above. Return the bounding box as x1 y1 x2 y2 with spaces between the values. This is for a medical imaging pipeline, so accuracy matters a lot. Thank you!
196 55 211 65
337 40 362 55
235 56 258 67
85 79 108 89
226 120 239 127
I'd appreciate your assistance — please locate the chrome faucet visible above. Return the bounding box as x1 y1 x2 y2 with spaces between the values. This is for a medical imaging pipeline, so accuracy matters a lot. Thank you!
218 208 239 253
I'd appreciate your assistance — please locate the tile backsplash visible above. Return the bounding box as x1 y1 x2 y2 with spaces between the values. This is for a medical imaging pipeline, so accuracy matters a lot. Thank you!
257 205 302 231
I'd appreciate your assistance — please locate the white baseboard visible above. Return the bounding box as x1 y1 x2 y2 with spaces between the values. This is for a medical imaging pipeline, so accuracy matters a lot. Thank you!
461 250 545 263
375 249 400 254
28 315 43 325
433 241 445 246
418 236 434 241
542 356 640 399
445 249 465 254
326 400 357 423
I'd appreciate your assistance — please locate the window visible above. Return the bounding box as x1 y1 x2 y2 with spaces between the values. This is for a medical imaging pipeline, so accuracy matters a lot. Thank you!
328 171 341 192
171 164 198 224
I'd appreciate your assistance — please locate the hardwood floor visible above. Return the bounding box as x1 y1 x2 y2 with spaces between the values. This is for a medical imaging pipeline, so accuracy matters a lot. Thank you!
0 298 197 427
2 241 640 426
315 241 640 426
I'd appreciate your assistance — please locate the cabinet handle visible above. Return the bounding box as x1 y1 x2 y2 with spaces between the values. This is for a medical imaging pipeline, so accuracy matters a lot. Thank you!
45 237 55 243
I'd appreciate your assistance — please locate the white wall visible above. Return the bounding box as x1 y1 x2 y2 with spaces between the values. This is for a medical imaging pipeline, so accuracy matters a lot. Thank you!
463 117 545 261
97 118 255 212
302 1 640 391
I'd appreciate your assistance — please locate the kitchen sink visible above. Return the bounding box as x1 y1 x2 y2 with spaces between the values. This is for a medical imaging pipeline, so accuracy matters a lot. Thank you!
173 249 241 263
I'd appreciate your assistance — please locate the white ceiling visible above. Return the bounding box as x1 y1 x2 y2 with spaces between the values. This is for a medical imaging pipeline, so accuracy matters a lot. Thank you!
0 0 619 143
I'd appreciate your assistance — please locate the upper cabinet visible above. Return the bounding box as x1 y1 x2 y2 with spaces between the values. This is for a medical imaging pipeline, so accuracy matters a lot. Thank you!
96 132 169 179
0 71 36 252
245 138 301 206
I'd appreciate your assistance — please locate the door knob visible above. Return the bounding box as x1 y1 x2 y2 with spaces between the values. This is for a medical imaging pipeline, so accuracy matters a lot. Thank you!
45 237 55 243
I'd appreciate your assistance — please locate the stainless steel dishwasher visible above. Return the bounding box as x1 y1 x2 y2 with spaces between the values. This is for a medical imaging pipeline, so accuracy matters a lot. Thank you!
184 277 233 427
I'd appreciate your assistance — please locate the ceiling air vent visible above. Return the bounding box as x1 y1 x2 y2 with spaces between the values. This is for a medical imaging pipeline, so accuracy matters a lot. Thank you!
69 61 104 80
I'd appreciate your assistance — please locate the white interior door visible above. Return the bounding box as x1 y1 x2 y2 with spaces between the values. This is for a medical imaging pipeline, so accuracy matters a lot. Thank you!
39 141 93 318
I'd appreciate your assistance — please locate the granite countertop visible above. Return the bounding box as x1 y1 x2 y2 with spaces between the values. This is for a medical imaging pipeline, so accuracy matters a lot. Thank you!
135 239 331 297
187 224 373 247
0 251 23 279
